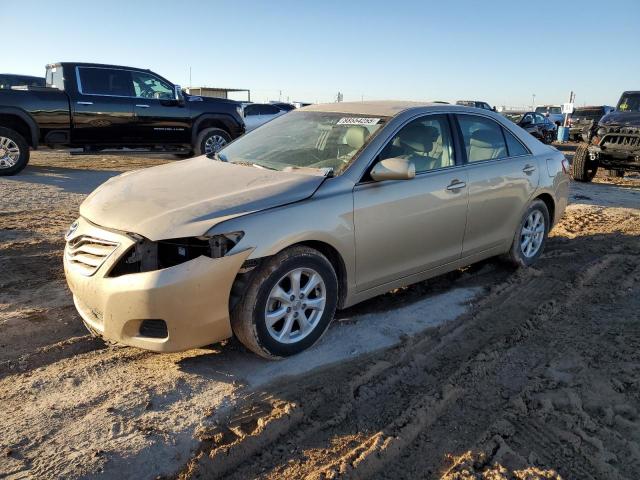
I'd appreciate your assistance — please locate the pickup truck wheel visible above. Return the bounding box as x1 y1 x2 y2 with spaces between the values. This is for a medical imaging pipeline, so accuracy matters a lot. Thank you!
231 246 338 359
194 128 231 156
572 142 597 182
0 127 29 176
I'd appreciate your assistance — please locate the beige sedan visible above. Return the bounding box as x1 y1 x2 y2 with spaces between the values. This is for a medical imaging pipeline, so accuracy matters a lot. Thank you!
64 101 570 358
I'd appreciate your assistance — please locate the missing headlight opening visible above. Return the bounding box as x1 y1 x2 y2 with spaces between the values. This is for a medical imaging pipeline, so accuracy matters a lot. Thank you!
109 232 244 277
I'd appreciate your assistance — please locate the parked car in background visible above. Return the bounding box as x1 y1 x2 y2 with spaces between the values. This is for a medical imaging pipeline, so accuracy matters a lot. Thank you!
63 101 569 358
456 100 494 111
0 74 45 89
503 111 556 144
569 105 615 142
535 105 563 126
573 91 640 181
0 62 245 175
242 103 287 131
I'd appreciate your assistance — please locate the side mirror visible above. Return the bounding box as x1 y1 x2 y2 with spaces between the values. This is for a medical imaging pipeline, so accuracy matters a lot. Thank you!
370 157 415 182
174 84 184 102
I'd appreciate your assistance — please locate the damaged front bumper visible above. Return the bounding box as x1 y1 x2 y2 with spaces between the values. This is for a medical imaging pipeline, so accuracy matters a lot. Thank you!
588 144 640 172
63 217 252 352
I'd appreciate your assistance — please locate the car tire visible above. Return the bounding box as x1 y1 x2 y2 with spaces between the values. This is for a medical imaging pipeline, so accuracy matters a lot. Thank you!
572 142 597 182
506 199 550 267
194 128 231 156
606 169 624 178
231 246 338 359
0 127 30 176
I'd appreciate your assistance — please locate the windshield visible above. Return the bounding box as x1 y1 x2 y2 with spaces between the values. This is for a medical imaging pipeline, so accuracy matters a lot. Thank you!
573 108 604 120
617 93 640 112
503 112 525 123
218 111 387 175
535 106 561 115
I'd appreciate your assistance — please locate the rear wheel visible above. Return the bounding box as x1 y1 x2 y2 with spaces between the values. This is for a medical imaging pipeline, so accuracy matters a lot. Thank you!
506 199 550 267
194 128 231 156
231 246 338 359
572 142 597 182
0 127 30 176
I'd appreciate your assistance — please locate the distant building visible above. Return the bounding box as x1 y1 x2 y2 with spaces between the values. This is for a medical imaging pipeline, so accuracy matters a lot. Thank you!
185 87 250 101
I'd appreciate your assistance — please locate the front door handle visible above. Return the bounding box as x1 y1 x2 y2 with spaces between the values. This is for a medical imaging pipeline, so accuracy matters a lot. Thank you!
522 164 536 174
136 104 150 108
76 101 93 105
446 180 467 191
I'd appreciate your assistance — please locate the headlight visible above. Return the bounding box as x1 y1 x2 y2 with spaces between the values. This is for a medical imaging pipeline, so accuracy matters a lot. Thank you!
109 232 244 277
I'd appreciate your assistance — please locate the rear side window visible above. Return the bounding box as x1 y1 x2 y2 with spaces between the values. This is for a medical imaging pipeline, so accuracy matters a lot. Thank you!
503 128 530 156
259 105 282 115
457 115 507 162
78 68 133 96
46 67 64 90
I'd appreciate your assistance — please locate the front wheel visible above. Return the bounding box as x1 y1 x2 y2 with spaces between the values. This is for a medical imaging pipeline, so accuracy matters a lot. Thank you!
0 127 30 176
194 128 231 156
506 199 550 267
572 142 597 182
231 246 338 359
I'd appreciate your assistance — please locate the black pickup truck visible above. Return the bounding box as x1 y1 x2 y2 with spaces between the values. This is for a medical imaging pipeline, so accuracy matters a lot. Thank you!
0 62 245 175
572 91 640 181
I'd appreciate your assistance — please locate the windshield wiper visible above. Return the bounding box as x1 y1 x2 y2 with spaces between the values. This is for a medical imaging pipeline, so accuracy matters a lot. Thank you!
232 161 278 171
282 166 334 177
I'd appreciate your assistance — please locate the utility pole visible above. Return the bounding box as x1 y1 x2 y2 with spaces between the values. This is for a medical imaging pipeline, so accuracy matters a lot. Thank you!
532 94 536 110
189 67 192 89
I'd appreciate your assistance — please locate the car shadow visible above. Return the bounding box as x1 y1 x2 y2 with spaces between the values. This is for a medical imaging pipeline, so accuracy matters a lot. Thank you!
2 165 121 194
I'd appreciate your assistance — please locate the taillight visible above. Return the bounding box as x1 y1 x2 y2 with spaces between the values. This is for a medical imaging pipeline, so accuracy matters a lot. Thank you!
561 158 570 174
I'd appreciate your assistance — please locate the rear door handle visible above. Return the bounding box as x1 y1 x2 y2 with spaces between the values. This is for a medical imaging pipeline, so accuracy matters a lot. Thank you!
523 164 536 174
136 104 150 108
76 101 93 105
446 180 467 191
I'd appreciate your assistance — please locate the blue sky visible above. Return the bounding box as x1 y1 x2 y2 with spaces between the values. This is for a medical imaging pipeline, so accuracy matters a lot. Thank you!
6 0 639 107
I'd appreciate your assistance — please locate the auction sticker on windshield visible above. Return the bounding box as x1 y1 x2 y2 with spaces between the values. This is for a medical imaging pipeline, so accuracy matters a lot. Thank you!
337 117 381 125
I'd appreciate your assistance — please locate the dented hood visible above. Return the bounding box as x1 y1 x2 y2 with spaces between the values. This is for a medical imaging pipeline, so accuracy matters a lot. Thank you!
80 156 325 240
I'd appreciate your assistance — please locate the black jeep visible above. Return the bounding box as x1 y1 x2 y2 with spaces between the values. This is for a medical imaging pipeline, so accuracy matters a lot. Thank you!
572 91 640 181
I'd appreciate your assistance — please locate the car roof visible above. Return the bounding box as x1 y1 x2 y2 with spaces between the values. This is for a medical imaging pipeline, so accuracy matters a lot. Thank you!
300 100 460 117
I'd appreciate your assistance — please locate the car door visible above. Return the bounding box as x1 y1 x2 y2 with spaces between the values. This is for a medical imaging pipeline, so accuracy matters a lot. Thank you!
353 114 469 291
72 66 137 144
130 70 191 144
455 114 540 257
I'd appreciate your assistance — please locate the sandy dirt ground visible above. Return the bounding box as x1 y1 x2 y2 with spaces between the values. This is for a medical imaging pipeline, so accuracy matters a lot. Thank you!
1 145 639 480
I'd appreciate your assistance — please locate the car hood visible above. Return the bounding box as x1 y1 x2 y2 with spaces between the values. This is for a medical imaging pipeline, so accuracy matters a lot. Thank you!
599 111 640 127
80 156 326 240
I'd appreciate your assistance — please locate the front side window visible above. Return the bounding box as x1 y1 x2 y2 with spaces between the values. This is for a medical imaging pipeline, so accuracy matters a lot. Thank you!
78 68 132 96
534 113 546 124
457 115 508 162
131 71 174 100
219 111 387 175
379 115 454 173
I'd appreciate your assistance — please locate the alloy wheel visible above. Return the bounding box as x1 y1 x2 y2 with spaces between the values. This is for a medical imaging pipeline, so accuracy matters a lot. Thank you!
204 135 227 155
520 210 545 258
265 267 326 344
0 136 20 169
